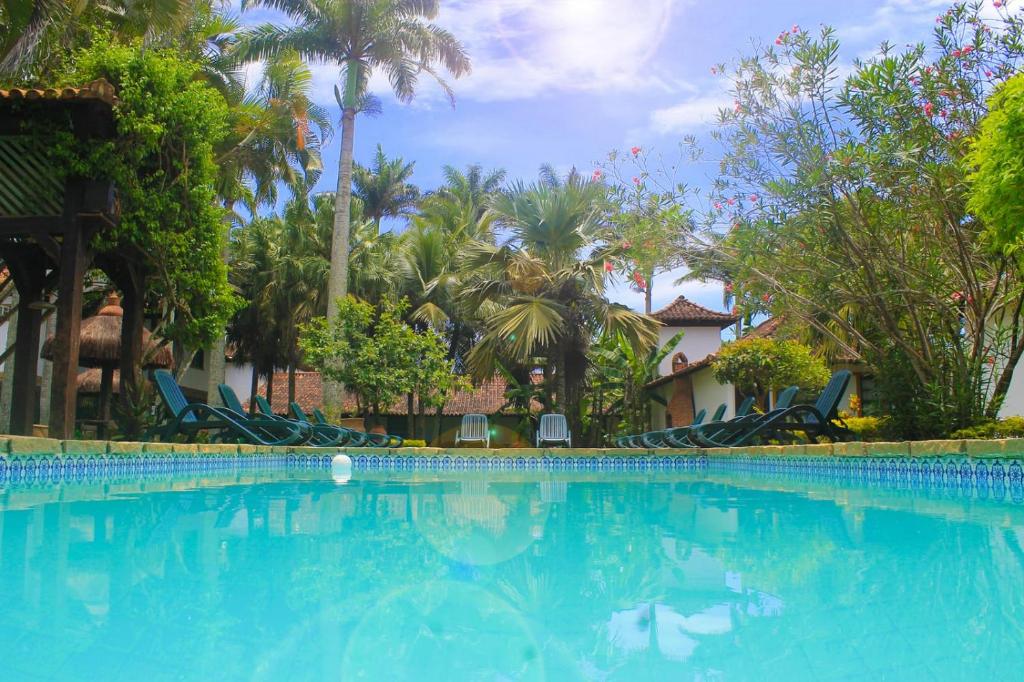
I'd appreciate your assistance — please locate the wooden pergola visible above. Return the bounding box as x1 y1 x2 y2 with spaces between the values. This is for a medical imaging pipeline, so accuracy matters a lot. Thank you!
0 79 120 439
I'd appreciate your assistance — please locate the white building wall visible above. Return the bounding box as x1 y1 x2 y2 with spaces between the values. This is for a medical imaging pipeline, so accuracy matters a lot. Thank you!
691 367 736 420
998 364 1024 418
656 326 724 376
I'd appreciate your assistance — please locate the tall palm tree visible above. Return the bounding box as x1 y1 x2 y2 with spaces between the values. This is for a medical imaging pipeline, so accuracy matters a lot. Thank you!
460 173 659 441
353 144 420 230
239 0 470 327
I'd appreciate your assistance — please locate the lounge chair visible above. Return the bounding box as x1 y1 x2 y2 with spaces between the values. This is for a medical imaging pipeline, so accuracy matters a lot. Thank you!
293 402 403 448
455 413 490 447
663 398 756 448
692 371 853 448
637 406 714 448
536 413 571 448
150 370 305 446
218 384 347 447
689 386 800 448
648 403 729 448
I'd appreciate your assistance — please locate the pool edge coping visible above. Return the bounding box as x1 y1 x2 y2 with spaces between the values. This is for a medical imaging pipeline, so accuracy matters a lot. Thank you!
0 434 1021 459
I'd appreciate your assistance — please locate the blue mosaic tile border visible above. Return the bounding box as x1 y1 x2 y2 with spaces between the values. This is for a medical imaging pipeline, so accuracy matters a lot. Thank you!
705 455 1024 504
1 452 1021 504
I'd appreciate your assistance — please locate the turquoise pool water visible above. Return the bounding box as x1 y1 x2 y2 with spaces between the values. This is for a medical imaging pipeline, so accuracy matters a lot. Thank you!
2 459 1023 681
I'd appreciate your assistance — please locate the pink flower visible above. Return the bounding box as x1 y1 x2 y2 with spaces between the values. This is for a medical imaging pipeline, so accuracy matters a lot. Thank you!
731 305 740 315
986 355 996 365
714 202 722 210
604 261 614 273
985 70 993 77
923 102 935 116
592 169 603 180
726 198 736 206
630 146 641 156
633 271 647 290
622 240 631 249
952 291 963 302
710 67 717 75
632 176 640 185
994 1 1003 7
940 108 949 118
962 45 974 55
761 293 772 303
953 49 962 58
749 194 759 203
791 24 799 33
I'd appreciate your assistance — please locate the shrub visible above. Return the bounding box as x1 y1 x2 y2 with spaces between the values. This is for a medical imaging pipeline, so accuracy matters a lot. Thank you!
401 439 427 448
843 416 887 442
950 417 1024 440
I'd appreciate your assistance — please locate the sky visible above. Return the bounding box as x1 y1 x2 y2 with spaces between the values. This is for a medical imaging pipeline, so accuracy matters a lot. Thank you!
236 0 986 316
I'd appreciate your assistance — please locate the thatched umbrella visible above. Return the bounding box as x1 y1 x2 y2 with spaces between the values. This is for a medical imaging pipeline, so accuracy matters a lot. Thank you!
77 367 120 395
42 292 172 434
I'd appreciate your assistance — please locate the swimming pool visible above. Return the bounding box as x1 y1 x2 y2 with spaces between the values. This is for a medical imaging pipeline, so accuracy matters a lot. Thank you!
1 453 1022 680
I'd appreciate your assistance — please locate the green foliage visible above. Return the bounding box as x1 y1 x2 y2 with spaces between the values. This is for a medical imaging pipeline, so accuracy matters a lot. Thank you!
712 338 830 404
690 4 1024 436
950 417 1024 440
55 39 237 348
300 297 459 419
400 439 427 448
842 416 887 442
967 72 1024 255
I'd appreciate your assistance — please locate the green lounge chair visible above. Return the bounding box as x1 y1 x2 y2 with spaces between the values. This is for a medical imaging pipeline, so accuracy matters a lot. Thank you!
536 413 571 448
641 405 723 448
151 370 305 446
693 371 853 448
663 398 755 448
218 384 347 448
455 414 490 447
294 403 403 448
689 386 800 448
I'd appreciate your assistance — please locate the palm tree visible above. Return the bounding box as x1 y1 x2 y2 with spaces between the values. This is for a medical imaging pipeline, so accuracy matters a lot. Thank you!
238 0 470 327
434 164 506 215
460 173 659 442
353 144 420 230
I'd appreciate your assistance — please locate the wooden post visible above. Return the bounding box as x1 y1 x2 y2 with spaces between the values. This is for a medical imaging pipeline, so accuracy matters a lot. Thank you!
48 221 89 439
10 294 43 434
118 272 144 415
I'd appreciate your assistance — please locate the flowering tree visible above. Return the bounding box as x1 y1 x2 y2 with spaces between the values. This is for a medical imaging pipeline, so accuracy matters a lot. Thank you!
599 146 695 313
688 2 1024 436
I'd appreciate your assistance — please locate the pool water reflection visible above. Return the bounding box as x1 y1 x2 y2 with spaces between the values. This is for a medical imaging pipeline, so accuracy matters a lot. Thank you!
1 469 1023 680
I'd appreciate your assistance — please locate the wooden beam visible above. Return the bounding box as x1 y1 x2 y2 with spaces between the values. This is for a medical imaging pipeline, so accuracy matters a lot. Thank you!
47 221 91 439
0 216 63 235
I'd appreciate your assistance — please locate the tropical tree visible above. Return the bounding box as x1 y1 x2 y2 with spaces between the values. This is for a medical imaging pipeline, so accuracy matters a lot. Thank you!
712 338 830 408
688 4 1024 437
353 144 420 230
460 172 660 441
239 0 471 331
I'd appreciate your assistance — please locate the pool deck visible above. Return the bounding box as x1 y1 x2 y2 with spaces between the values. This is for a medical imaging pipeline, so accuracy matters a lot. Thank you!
0 434 1021 459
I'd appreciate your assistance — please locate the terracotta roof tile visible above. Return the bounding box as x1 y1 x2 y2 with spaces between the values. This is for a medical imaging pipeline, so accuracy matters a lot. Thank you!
644 354 717 389
250 371 541 416
649 295 738 328
743 316 783 339
0 79 117 106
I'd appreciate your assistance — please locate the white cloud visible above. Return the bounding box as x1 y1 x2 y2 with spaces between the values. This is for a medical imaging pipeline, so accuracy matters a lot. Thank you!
648 93 732 135
425 0 693 102
607 266 724 314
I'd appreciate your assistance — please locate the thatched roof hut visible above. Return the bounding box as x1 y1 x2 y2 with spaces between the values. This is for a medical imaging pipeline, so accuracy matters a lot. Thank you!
77 368 119 394
41 292 173 368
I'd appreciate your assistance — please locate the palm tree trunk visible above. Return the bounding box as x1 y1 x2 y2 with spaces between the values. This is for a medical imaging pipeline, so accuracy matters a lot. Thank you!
323 106 357 409
265 369 274 409
406 392 415 440
288 363 297 404
249 363 259 415
645 274 653 315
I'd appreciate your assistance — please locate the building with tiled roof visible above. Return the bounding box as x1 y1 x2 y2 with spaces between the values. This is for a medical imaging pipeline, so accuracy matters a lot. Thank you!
650 295 739 328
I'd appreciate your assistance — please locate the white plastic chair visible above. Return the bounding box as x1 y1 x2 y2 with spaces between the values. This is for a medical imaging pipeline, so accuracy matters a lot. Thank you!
455 413 490 447
536 414 571 448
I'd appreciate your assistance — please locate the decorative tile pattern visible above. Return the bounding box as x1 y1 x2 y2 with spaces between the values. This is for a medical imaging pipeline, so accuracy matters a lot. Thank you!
0 451 1021 503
